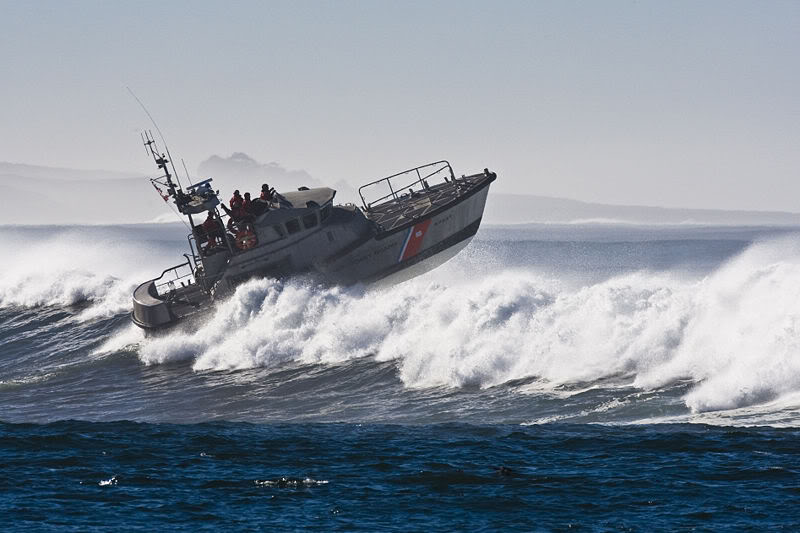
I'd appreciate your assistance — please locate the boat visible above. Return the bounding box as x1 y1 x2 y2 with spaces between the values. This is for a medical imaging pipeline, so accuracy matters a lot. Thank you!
131 132 496 331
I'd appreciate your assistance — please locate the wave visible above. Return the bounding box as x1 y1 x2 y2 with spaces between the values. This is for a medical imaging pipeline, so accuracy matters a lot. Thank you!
134 237 800 415
0 225 181 320
634 237 800 412
5 223 800 418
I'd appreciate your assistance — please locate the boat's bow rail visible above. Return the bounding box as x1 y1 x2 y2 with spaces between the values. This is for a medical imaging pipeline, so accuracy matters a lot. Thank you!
361 164 496 233
153 259 196 297
359 161 456 211
132 259 210 330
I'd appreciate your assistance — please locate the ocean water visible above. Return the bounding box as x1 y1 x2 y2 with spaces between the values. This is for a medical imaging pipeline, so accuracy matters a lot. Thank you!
3 222 800 530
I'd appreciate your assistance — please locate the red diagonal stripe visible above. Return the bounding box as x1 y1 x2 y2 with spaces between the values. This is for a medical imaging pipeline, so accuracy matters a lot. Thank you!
400 219 432 262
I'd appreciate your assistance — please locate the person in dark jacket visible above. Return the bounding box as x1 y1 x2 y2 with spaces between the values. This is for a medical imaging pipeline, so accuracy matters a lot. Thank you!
240 192 255 222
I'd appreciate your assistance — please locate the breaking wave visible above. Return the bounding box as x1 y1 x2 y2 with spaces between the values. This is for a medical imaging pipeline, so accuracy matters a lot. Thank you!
136 237 800 415
0 225 180 320
4 223 800 418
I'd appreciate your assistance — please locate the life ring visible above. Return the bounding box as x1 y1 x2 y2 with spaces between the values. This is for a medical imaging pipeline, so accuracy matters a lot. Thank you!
235 229 257 250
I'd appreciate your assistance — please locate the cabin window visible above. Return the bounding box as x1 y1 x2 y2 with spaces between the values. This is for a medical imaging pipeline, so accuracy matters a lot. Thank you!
285 219 301 234
303 212 319 229
260 225 284 243
320 204 331 221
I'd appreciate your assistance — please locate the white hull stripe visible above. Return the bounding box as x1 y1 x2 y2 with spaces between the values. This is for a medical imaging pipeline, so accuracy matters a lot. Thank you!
397 227 414 263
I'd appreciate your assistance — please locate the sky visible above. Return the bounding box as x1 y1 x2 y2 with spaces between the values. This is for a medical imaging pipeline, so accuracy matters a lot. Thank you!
1 0 798 211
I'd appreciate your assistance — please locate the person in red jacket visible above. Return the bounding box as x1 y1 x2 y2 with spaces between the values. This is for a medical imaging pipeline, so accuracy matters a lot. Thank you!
230 190 243 213
201 211 220 248
241 192 254 221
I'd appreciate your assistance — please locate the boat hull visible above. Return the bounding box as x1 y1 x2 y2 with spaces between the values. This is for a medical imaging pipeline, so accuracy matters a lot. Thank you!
319 183 489 285
132 170 495 331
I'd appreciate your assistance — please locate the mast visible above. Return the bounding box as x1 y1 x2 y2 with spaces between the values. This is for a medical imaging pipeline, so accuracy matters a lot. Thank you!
142 130 219 219
141 131 231 259
142 130 181 202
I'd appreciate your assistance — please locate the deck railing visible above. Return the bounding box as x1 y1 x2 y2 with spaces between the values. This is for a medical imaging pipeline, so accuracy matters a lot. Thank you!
154 260 195 296
358 161 455 210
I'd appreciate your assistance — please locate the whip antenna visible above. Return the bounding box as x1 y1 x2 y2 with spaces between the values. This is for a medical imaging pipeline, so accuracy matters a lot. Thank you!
126 86 183 189
126 86 167 150
181 158 194 186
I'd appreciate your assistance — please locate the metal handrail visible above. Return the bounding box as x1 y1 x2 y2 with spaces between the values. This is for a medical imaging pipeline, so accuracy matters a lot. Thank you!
153 260 195 296
185 234 200 272
358 160 455 210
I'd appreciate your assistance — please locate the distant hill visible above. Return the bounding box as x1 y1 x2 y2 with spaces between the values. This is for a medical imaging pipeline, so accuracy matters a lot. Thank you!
0 158 359 225
2 160 799 226
197 153 320 192
196 153 360 205
0 161 138 181
0 172 172 225
484 193 800 226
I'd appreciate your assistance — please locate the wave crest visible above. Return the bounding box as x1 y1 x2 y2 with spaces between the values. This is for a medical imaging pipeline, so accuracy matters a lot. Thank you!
137 238 800 415
0 226 180 320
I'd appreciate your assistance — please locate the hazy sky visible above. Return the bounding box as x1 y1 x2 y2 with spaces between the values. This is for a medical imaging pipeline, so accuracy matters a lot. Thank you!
1 1 798 210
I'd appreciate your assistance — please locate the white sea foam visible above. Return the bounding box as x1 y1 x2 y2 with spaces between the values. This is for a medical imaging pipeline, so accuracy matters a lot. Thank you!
91 324 144 356
5 223 800 417
0 226 178 320
135 237 800 416
634 237 800 412
254 477 329 487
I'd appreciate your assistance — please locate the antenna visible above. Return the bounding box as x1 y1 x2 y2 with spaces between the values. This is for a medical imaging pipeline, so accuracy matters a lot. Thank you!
127 87 184 190
141 130 174 194
129 89 218 223
165 145 183 190
140 132 150 156
127 87 169 151
181 158 193 186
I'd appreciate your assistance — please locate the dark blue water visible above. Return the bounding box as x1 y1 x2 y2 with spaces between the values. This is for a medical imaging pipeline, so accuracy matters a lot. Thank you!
3 223 800 530
4 422 800 531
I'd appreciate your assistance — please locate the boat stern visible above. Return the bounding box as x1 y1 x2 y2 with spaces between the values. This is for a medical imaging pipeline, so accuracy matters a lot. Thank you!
131 279 174 330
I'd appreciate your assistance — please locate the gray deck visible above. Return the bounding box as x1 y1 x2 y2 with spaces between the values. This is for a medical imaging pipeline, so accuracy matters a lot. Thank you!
166 284 211 320
363 172 493 232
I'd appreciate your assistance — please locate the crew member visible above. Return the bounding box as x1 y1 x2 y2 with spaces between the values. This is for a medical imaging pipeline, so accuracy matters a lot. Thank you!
241 192 254 220
202 211 220 248
230 190 244 212
260 183 274 202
